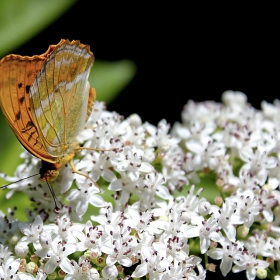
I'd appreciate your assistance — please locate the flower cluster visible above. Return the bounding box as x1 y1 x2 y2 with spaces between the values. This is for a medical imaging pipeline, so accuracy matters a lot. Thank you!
1 91 280 279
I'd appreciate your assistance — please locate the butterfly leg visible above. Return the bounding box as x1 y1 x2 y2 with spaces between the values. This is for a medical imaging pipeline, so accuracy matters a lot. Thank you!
76 146 116 153
69 160 101 191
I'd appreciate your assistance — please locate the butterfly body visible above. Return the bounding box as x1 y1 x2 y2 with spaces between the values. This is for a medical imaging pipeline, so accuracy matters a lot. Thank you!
0 39 95 182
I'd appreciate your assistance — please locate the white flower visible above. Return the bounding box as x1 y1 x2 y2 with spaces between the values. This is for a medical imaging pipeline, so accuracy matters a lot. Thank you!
219 122 261 151
151 209 199 243
113 145 154 181
232 245 269 280
131 245 170 279
176 185 206 219
65 257 101 280
15 242 29 257
101 265 118 280
228 170 260 193
239 146 278 185
198 201 211 216
66 177 106 217
57 159 89 194
18 215 43 245
247 231 269 257
181 100 222 124
197 215 224 254
136 172 171 209
121 118 148 147
181 152 201 184
91 204 122 228
211 200 243 242
4 89 280 279
53 215 84 244
161 146 186 191
188 120 216 145
258 188 278 222
85 152 117 183
18 271 47 280
222 90 247 109
126 208 155 235
44 240 76 274
0 208 21 244
0 244 13 266
74 221 104 255
101 224 135 267
161 262 194 280
83 112 126 150
0 254 20 279
108 172 140 210
264 237 280 260
146 119 180 153
187 139 226 171
228 190 262 228
207 239 244 276
261 99 280 123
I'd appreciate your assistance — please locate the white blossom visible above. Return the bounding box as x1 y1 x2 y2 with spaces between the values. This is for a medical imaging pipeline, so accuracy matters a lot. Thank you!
43 240 76 274
2 91 280 280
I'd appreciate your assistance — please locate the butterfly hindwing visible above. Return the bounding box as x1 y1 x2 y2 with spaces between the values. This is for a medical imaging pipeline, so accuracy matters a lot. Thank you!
29 39 95 157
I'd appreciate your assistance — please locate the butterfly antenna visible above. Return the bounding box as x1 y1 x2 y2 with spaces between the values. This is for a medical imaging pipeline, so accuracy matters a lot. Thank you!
1 172 63 213
0 173 40 189
45 179 64 213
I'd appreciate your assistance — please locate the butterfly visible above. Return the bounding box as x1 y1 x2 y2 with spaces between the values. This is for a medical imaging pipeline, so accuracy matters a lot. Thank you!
0 39 96 186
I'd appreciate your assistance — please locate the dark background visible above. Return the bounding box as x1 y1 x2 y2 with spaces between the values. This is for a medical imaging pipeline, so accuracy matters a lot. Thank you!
7 3 278 127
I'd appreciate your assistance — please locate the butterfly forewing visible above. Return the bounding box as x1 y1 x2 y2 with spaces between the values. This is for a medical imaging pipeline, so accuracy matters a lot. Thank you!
29 40 95 157
0 54 56 162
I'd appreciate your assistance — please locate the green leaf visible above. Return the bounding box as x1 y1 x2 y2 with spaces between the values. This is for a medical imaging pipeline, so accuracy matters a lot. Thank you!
89 60 137 104
0 190 31 221
0 113 23 181
175 173 220 204
0 0 77 57
196 174 220 203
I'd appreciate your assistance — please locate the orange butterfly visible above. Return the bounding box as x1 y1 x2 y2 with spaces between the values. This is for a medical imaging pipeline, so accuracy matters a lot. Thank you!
0 39 96 184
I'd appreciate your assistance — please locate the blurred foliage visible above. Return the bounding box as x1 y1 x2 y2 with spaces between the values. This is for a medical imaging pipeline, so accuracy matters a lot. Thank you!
0 0 76 57
0 0 136 219
90 60 136 104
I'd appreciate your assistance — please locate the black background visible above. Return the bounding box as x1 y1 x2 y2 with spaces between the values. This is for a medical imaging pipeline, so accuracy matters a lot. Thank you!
7 3 278 127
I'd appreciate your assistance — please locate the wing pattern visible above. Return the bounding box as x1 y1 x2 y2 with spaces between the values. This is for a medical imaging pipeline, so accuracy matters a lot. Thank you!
0 48 53 161
0 39 95 163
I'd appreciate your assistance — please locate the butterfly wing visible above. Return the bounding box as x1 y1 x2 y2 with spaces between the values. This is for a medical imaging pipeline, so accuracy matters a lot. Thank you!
0 47 58 163
29 39 95 157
